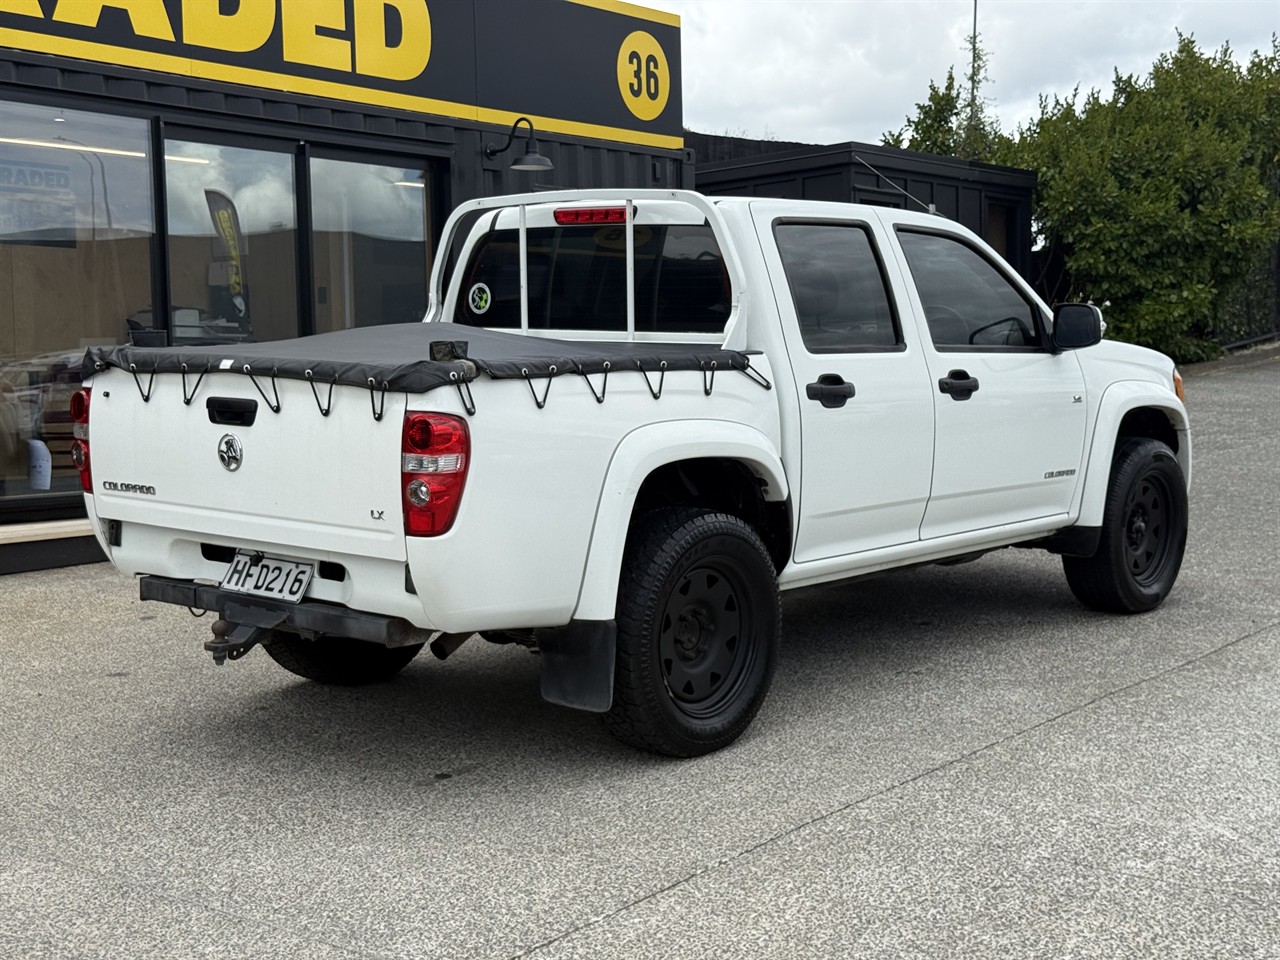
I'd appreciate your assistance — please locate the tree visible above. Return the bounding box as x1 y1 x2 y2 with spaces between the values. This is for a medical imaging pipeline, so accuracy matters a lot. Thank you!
883 67 962 156
1009 35 1280 360
889 31 1279 360
956 32 1002 160
884 34 1006 162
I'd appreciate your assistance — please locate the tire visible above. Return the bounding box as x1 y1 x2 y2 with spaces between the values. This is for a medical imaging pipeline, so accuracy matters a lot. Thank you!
261 632 424 685
604 508 780 757
1063 438 1188 614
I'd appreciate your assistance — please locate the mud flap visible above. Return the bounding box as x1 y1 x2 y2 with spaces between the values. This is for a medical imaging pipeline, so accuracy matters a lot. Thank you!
535 619 616 713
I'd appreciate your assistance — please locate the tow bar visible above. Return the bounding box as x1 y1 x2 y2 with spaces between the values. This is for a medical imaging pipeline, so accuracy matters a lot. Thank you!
205 616 283 666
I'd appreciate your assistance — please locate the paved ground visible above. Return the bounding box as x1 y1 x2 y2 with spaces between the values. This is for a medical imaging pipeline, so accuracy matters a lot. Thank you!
2 355 1277 959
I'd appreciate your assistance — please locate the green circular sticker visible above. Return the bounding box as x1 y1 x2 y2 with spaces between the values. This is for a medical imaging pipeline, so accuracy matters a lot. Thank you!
616 31 670 122
469 283 491 315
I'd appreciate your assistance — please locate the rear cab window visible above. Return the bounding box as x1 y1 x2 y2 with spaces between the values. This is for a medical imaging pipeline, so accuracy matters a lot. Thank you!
453 221 730 335
772 221 903 353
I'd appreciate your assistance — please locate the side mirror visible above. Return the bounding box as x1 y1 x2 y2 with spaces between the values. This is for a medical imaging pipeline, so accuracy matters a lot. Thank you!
1052 303 1103 350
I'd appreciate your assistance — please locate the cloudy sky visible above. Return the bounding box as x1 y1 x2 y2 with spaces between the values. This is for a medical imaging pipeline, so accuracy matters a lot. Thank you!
649 0 1277 145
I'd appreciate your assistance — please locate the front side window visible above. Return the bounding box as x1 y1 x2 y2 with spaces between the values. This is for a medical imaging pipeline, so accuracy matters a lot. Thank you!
164 138 297 344
454 223 729 334
898 230 1042 349
0 100 153 510
773 222 900 352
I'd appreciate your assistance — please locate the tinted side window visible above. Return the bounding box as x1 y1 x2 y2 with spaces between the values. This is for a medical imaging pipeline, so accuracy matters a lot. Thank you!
454 224 729 333
897 230 1042 348
774 222 900 353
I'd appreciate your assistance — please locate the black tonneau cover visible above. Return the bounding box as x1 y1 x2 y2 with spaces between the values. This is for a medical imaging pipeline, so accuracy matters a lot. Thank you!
83 323 757 395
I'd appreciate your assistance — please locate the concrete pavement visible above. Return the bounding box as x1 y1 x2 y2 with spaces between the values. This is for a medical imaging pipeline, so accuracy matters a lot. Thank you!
1 356 1276 959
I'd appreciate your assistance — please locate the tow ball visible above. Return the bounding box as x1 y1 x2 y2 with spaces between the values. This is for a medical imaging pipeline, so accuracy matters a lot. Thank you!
205 618 273 666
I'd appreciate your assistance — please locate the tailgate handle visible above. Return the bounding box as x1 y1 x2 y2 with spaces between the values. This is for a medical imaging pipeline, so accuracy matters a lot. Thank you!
207 397 258 427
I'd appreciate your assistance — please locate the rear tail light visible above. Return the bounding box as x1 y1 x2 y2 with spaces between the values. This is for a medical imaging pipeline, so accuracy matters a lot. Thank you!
402 412 469 536
554 206 630 225
69 387 91 493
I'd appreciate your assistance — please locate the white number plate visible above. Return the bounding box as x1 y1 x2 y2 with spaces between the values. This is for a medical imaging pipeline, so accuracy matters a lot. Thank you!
220 553 313 603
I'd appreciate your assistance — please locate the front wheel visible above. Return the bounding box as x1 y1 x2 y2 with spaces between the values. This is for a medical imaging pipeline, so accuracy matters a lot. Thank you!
1063 438 1188 613
604 509 780 757
261 632 424 685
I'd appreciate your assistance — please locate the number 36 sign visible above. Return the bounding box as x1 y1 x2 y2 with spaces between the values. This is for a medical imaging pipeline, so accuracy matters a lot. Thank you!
616 31 670 122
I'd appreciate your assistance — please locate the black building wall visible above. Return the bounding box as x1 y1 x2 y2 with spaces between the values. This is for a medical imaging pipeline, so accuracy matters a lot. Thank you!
688 133 1035 281
0 51 694 210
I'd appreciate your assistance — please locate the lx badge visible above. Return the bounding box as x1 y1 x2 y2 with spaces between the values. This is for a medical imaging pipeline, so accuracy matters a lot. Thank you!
370 510 385 521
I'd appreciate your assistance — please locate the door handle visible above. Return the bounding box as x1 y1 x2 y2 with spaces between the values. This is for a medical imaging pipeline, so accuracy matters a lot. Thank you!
938 369 979 401
806 374 856 408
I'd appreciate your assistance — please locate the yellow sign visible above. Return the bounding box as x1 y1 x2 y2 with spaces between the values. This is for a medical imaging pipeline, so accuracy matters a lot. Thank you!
0 0 683 149
616 30 669 122
6 0 433 81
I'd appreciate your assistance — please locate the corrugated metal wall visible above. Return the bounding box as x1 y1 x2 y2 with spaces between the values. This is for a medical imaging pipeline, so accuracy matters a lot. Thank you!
454 129 693 203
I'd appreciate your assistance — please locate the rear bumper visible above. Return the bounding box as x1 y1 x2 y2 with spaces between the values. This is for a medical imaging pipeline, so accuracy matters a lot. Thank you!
139 575 431 648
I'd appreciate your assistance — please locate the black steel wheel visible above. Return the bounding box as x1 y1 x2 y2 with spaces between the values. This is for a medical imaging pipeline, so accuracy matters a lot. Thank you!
261 632 423 685
1064 437 1188 613
605 508 779 757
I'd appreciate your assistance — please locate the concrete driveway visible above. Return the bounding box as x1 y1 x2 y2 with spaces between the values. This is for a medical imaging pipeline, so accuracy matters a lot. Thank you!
2 352 1277 959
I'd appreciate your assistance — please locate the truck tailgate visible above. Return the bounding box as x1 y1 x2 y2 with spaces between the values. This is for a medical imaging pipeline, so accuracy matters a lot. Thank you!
88 371 408 561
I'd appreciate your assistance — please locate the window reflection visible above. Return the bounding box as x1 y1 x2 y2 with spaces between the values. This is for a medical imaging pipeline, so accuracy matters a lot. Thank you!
0 100 152 505
164 140 297 344
311 157 431 332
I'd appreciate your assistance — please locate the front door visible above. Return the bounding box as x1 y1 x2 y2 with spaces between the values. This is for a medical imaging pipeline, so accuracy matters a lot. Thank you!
891 227 1088 539
752 204 935 563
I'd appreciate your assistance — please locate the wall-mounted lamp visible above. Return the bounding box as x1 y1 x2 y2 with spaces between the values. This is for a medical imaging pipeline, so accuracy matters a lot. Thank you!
484 116 554 172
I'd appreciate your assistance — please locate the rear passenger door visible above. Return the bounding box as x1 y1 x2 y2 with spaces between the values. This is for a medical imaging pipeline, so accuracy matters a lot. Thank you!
752 204 935 562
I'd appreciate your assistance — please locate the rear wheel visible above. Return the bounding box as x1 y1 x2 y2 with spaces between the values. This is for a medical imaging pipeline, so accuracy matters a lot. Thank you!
261 633 423 685
605 508 779 757
1063 438 1188 613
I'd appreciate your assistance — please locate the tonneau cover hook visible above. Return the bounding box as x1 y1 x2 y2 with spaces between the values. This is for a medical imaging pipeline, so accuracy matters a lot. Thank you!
740 357 772 391
243 365 281 413
522 365 556 410
582 361 610 404
368 378 389 421
128 362 156 402
180 363 209 406
306 369 334 417
637 359 666 400
450 371 477 417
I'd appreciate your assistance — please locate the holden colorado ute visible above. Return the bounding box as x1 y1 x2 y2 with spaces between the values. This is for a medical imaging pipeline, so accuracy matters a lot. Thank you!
73 190 1191 756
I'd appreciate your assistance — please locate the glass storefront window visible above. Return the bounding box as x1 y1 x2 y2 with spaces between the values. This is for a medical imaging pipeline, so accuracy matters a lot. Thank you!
0 100 153 508
310 157 432 332
164 139 297 344
0 106 439 524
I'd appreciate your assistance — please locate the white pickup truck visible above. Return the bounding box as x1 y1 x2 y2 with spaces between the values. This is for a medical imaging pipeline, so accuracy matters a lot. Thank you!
75 189 1190 756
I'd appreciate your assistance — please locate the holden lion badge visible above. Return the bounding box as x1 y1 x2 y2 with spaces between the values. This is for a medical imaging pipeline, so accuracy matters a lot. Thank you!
468 282 491 315
218 434 243 472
